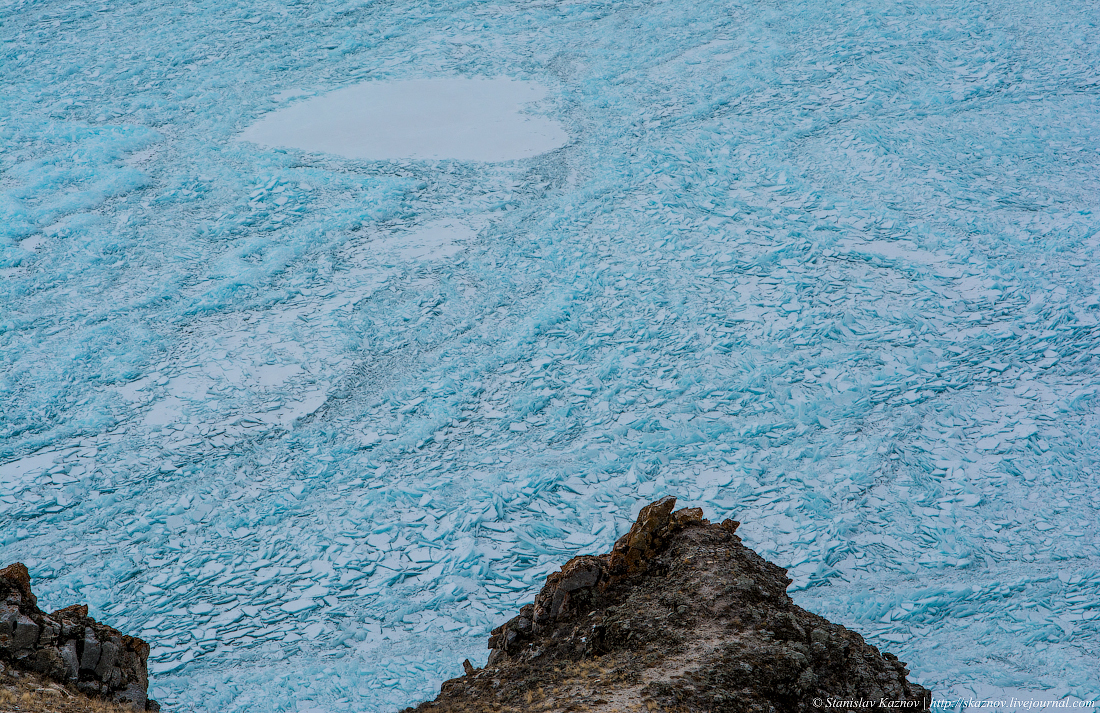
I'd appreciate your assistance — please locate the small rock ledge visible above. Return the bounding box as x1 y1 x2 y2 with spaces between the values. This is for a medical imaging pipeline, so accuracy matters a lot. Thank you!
404 496 931 713
0 563 157 711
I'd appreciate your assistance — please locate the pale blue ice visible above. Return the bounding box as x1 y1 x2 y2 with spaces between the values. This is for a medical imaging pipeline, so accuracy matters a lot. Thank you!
2 0 1099 710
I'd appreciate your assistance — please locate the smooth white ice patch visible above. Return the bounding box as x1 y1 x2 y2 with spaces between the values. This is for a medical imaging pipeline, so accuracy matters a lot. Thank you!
836 238 949 265
0 451 58 489
240 78 568 161
374 220 476 261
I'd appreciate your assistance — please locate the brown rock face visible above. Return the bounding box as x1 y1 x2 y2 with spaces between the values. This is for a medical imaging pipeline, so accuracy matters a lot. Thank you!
0 563 157 711
403 497 930 713
0 564 36 610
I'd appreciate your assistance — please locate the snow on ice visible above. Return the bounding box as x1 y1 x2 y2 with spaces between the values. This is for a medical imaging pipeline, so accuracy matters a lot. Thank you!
2 0 1099 710
239 78 568 162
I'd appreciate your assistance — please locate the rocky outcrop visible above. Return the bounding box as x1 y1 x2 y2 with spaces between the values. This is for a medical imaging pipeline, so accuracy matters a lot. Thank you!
404 496 931 713
0 563 157 712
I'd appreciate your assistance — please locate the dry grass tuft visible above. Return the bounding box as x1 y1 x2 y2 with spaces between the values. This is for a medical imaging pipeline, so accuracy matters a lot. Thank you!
0 669 135 713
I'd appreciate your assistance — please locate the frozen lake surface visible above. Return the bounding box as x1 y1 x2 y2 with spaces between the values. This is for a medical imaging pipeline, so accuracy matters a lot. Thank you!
1 0 1099 710
239 78 568 161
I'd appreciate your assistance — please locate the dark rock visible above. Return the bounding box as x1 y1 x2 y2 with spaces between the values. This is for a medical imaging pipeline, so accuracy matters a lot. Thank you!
611 495 678 573
95 637 121 681
0 604 15 652
1 562 153 708
0 564 36 609
32 646 66 679
0 604 17 634
114 682 148 711
59 639 79 681
80 628 101 672
770 611 807 641
12 615 38 650
672 506 705 529
53 604 89 635
402 497 931 713
38 617 59 647
78 679 103 694
558 558 602 592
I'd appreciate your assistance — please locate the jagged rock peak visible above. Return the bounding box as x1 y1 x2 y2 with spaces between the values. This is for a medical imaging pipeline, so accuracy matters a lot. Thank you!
403 497 930 713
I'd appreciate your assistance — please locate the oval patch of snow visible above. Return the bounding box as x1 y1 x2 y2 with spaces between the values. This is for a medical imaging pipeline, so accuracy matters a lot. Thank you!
240 78 568 162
